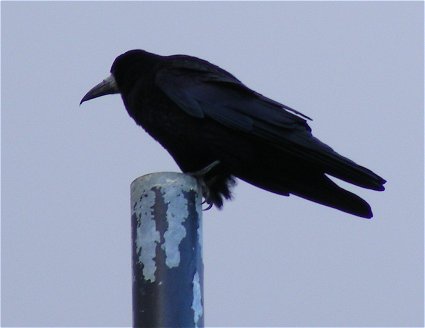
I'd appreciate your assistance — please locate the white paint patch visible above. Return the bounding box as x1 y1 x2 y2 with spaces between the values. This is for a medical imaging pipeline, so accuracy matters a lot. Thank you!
162 182 189 268
131 173 203 280
133 190 159 283
196 190 203 257
191 271 203 327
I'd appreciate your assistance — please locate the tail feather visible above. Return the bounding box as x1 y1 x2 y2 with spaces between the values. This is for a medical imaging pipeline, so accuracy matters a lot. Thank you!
303 138 386 192
317 151 386 192
279 133 386 191
290 174 373 218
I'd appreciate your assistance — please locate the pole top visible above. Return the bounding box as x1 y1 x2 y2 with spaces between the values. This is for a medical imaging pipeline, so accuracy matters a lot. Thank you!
131 172 200 205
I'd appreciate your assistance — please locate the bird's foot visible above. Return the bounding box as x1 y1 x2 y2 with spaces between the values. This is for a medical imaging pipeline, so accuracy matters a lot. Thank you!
188 160 221 210
201 199 213 211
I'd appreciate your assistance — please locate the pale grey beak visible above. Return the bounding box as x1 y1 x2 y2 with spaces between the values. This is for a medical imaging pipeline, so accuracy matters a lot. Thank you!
80 75 119 105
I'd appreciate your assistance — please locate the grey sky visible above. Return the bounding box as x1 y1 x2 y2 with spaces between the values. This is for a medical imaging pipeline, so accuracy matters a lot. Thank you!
2 1 423 327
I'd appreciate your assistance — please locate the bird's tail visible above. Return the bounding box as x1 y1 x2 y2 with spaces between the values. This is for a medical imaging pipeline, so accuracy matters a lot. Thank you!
289 174 374 218
291 136 387 192
316 151 386 192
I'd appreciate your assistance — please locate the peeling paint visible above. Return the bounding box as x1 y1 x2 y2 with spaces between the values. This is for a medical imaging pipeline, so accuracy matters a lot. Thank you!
192 271 203 327
162 184 189 268
133 189 159 283
131 172 204 326
196 195 203 257
131 173 201 281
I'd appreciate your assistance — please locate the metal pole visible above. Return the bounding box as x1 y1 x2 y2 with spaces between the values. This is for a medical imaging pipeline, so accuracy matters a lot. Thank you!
130 172 204 328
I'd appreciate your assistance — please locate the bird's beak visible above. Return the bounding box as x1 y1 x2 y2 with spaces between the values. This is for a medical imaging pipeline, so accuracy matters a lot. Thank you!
80 75 119 105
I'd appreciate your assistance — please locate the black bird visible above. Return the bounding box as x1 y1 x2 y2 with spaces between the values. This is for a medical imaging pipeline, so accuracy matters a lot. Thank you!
81 49 386 218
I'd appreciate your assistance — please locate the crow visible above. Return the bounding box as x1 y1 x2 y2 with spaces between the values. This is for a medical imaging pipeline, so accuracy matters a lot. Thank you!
81 49 386 218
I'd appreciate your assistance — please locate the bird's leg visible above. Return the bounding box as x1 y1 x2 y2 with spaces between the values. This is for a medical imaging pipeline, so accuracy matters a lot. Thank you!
187 160 221 210
188 160 221 177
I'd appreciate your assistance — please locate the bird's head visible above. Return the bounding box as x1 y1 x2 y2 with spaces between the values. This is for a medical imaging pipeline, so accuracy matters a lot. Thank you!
80 49 161 105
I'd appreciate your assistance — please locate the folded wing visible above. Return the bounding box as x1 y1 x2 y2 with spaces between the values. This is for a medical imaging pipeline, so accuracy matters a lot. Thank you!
155 58 386 191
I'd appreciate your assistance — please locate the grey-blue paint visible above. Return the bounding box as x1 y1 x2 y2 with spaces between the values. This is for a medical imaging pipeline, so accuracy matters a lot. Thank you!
131 172 204 327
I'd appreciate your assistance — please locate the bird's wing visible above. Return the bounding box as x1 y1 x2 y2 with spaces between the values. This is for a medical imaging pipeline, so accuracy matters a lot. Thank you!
155 59 385 190
156 58 312 128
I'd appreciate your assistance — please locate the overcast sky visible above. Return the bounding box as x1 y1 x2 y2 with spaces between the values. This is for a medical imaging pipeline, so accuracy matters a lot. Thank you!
2 2 424 327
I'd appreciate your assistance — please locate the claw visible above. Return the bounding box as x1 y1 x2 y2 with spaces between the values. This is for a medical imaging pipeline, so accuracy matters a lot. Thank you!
202 202 213 211
200 183 214 210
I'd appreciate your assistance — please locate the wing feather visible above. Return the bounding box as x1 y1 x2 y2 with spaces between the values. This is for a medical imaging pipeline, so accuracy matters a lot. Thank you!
155 59 385 190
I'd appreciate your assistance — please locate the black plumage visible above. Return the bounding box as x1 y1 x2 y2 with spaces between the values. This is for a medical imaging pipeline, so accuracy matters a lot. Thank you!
81 49 386 218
